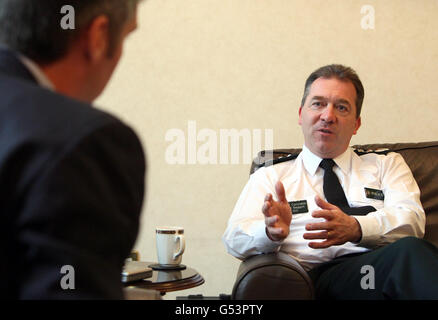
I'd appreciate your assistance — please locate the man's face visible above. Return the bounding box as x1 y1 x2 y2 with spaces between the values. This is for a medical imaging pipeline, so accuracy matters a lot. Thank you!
298 77 361 159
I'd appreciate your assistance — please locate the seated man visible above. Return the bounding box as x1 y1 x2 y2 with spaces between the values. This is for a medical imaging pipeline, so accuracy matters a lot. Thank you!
223 64 438 299
0 0 144 299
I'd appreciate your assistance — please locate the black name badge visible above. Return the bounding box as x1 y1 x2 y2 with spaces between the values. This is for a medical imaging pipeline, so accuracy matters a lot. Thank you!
365 187 385 201
288 200 309 214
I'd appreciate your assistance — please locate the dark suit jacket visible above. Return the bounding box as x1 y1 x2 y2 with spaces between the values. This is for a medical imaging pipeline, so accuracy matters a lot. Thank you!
0 48 146 299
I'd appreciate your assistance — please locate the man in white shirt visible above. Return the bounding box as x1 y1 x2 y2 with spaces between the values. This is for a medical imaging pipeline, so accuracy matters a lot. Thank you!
223 64 438 299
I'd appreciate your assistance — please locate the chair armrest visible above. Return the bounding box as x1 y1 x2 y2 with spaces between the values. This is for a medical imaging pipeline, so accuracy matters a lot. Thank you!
232 252 314 300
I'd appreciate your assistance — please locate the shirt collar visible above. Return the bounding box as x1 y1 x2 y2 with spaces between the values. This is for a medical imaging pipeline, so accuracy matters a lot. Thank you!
18 54 54 91
301 145 353 176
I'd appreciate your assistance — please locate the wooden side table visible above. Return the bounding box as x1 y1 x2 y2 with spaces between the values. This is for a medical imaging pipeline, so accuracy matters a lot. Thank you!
123 262 204 296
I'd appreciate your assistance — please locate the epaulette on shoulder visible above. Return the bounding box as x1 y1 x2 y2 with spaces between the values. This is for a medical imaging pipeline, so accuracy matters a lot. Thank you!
261 153 299 168
353 147 391 156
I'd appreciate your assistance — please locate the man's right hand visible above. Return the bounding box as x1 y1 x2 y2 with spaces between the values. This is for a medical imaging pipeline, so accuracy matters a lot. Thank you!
262 181 292 241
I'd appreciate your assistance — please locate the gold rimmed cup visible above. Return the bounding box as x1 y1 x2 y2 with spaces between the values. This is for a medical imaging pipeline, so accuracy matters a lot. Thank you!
155 226 185 266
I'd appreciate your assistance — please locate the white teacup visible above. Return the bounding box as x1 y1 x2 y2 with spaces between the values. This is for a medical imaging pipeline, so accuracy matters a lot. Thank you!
156 226 185 266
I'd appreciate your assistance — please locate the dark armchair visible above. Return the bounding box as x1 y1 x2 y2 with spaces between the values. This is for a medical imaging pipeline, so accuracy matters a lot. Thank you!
231 141 438 300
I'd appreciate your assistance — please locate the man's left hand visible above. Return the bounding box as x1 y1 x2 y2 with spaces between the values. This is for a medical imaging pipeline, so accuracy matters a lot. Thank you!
303 195 362 249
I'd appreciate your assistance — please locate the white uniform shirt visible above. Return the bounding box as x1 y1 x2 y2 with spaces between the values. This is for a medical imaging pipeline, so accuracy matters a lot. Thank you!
222 145 425 271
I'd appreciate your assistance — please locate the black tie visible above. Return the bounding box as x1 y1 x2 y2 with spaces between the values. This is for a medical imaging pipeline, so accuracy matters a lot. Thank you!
319 159 376 216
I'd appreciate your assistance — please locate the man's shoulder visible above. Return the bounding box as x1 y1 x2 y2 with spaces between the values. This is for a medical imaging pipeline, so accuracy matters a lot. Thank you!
254 146 404 174
352 146 402 162
251 152 301 182
0 72 124 141
253 151 300 172
0 72 146 181
353 147 392 157
351 146 408 175
262 153 299 167
1 72 110 116
0 74 144 199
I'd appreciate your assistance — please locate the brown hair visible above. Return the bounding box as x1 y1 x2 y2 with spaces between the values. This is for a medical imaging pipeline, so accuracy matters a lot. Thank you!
301 64 365 118
0 0 141 64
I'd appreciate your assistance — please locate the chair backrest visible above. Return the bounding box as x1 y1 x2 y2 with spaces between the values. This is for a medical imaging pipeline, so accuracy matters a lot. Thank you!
251 141 438 247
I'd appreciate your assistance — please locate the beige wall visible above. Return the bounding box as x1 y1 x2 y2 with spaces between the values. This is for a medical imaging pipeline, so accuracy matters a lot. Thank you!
96 0 438 298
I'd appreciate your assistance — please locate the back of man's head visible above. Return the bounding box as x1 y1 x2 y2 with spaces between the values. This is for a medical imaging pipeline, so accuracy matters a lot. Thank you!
0 0 139 65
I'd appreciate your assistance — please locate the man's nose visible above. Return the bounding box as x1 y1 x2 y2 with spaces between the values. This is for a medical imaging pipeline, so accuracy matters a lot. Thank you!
320 104 336 123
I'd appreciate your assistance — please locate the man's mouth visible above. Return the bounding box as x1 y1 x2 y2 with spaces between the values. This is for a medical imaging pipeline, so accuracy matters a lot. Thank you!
318 128 334 134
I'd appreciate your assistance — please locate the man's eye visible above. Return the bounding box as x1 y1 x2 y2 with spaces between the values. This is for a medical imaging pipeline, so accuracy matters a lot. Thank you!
312 101 324 107
337 105 349 113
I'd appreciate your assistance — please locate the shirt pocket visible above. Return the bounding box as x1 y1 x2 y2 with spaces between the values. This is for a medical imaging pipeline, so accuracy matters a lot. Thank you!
348 186 385 210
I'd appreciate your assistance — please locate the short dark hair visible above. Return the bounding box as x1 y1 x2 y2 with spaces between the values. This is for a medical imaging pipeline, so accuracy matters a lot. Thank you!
0 0 140 64
301 64 365 118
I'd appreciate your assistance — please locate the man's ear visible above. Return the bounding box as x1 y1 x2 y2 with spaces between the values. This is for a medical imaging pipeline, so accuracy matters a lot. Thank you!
85 15 110 63
298 106 303 125
353 116 361 135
